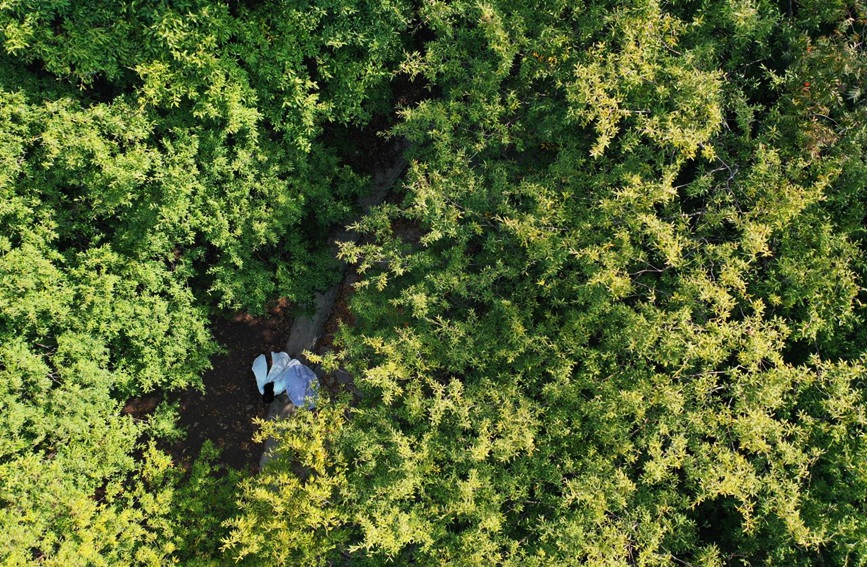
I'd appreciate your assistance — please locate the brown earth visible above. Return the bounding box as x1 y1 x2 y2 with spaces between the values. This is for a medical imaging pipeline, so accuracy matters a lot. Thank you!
173 301 293 473
123 301 293 474
167 272 359 474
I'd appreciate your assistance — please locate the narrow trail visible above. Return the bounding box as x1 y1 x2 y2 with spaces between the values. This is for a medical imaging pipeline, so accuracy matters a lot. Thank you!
259 139 409 468
148 80 427 474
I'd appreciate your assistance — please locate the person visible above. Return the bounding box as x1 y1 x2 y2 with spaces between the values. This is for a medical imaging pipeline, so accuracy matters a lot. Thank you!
261 381 276 404
252 352 318 407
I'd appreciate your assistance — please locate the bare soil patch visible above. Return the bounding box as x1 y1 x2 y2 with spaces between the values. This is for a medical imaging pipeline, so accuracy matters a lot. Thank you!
174 301 293 473
122 301 293 474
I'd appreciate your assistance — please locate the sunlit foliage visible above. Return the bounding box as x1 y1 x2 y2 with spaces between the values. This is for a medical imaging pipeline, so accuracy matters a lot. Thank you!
234 1 867 565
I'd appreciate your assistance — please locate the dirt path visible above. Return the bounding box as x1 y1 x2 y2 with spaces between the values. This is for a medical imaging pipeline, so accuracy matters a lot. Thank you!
259 139 408 468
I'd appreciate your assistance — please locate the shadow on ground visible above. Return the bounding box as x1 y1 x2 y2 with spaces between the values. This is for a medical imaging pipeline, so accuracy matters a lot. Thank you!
175 302 293 473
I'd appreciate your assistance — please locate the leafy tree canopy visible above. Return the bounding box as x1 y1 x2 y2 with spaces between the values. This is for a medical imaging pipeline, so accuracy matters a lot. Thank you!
0 0 410 563
1 0 865 565
231 1 867 565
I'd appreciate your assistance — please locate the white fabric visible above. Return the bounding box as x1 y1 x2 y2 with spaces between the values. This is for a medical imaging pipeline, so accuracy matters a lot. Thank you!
252 354 268 393
267 351 291 381
252 352 318 408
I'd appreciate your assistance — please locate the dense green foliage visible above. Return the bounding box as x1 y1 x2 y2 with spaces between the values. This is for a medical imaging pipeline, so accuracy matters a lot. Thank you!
230 1 867 565
1 0 865 565
0 0 409 563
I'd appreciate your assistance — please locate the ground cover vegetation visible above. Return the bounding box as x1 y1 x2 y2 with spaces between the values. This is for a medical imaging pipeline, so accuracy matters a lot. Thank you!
0 0 865 565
